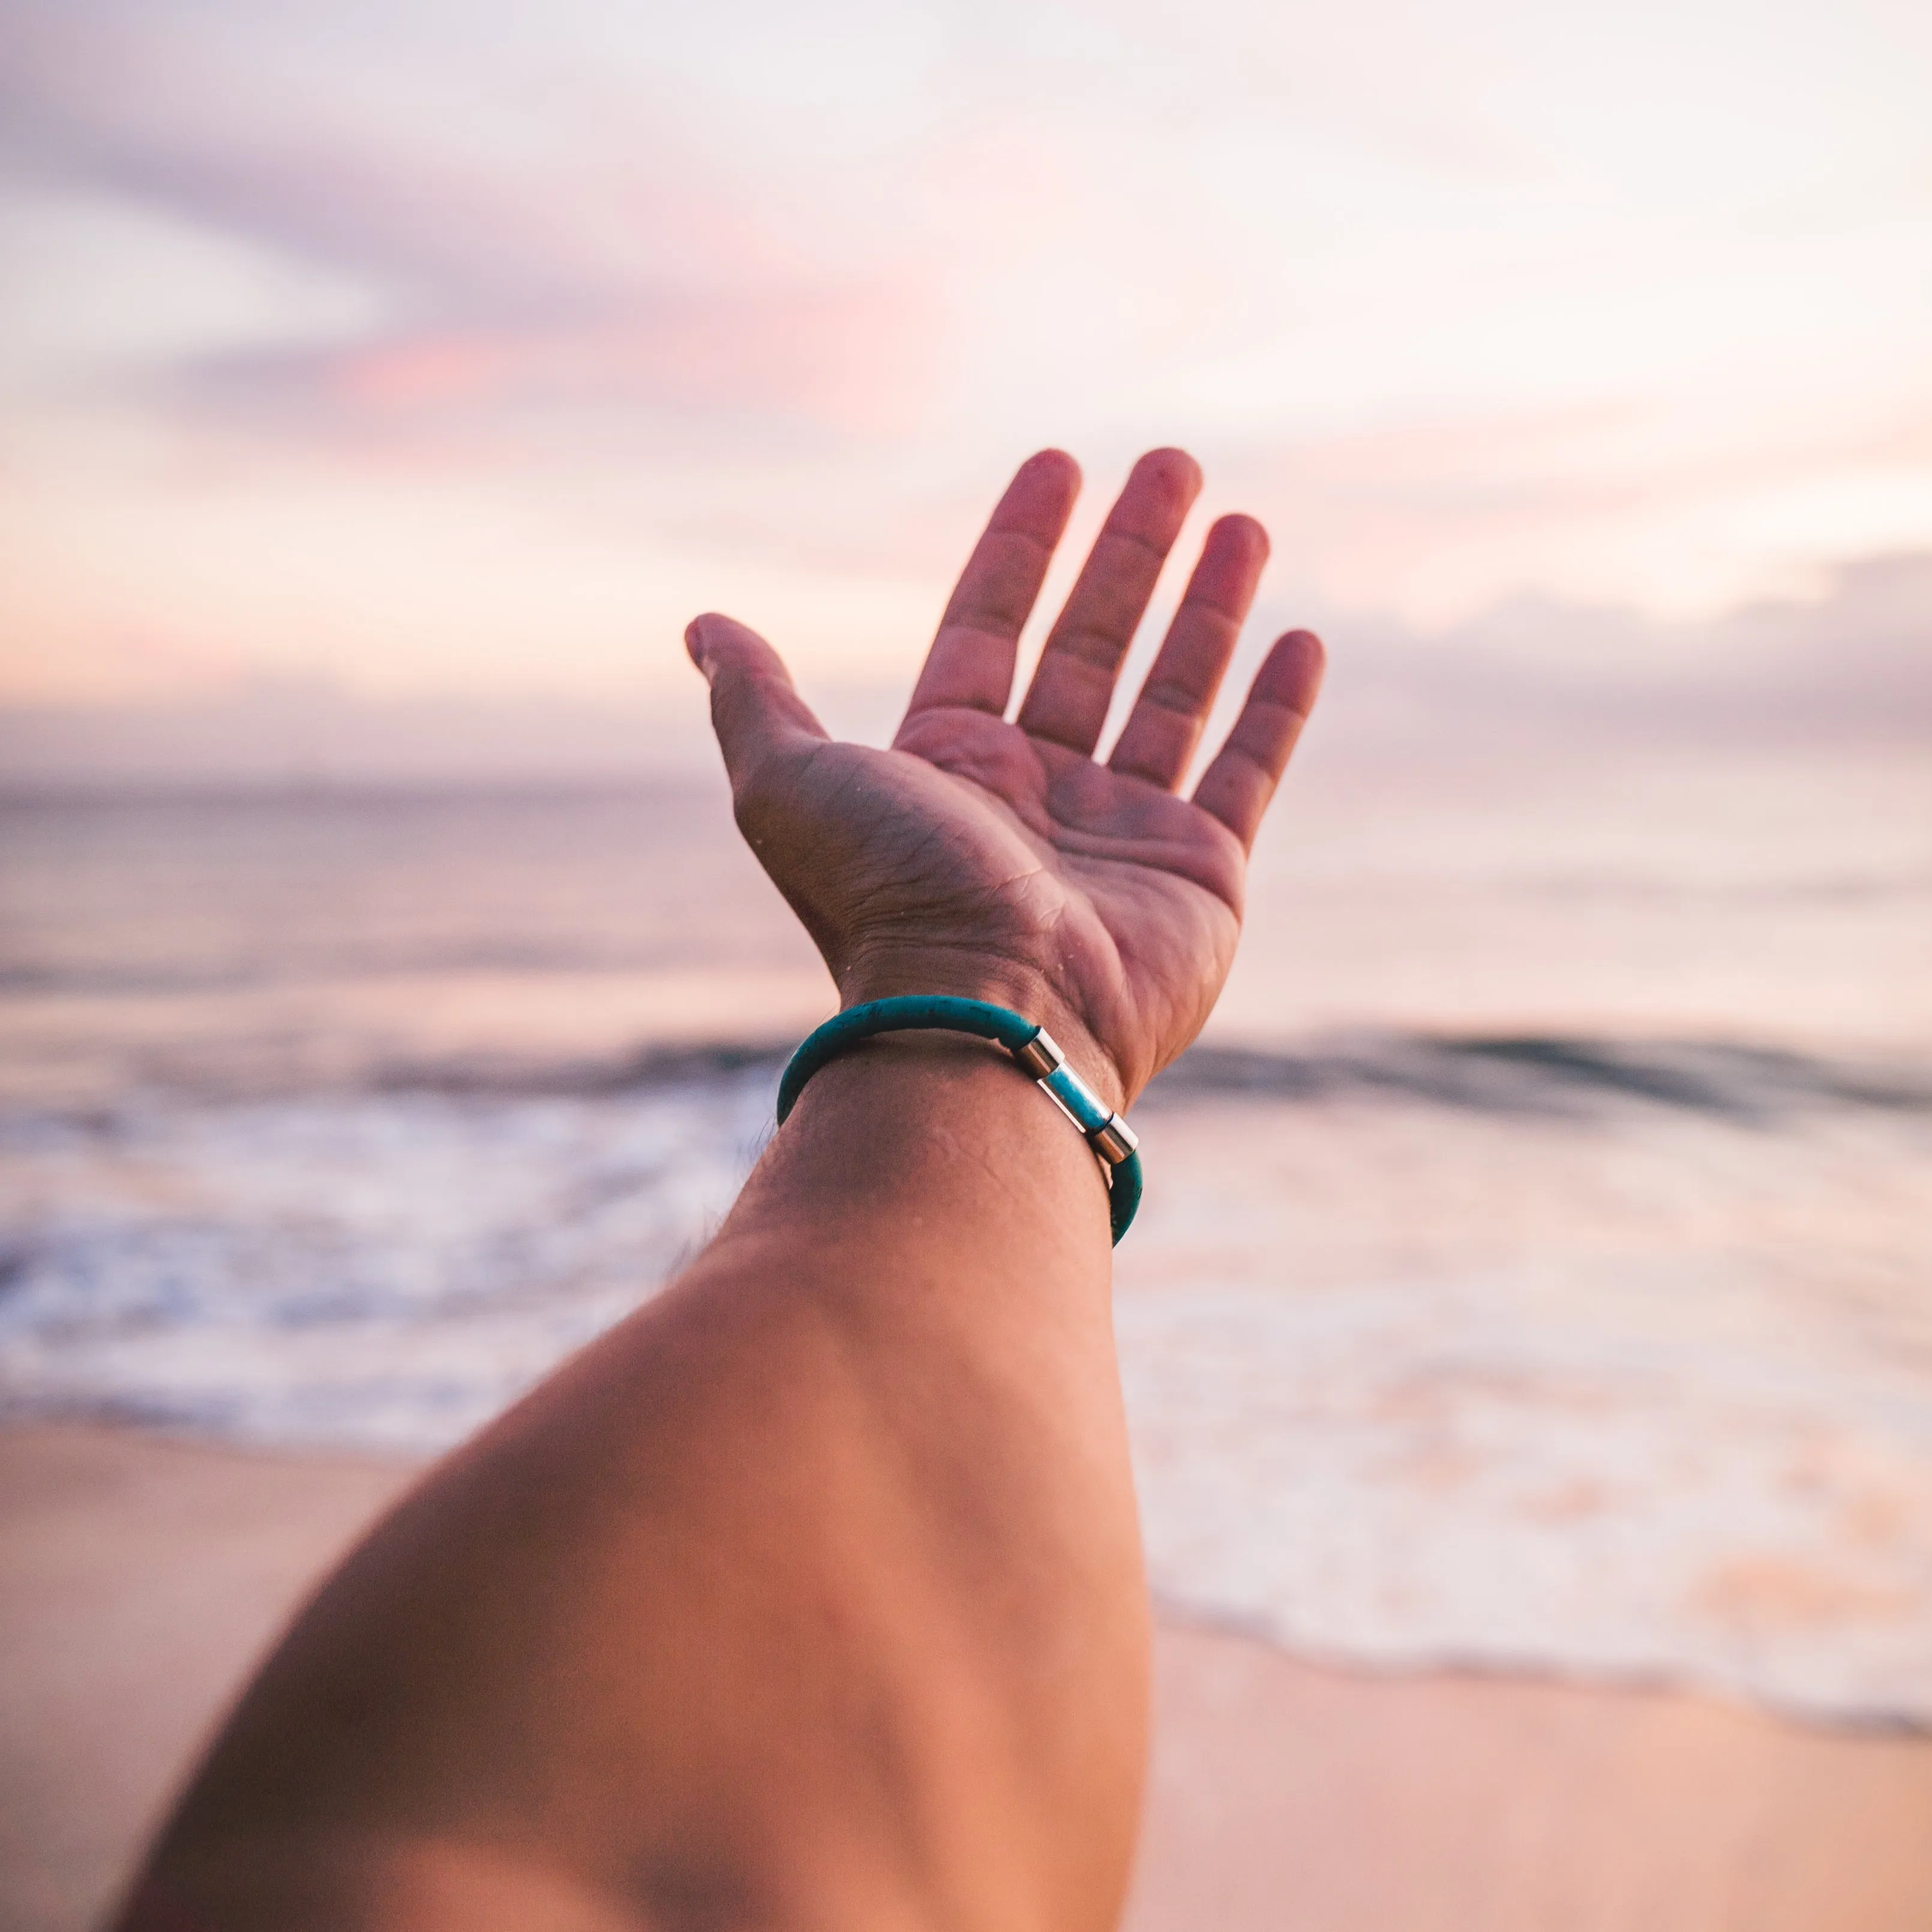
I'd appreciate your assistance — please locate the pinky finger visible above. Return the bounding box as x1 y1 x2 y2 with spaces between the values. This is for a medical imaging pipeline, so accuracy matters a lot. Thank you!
1191 630 1326 848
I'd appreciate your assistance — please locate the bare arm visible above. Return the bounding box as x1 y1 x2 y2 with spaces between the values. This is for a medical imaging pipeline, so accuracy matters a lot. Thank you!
120 448 1323 1932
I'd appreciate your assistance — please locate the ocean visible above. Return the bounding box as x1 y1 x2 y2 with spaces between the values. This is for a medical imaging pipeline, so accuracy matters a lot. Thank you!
2 737 1929 1726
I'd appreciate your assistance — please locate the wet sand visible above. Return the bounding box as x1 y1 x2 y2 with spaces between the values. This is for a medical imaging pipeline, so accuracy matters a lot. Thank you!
3 1424 1930 1932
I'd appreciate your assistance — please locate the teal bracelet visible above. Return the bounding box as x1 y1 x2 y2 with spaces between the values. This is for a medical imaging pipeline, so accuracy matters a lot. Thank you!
775 995 1143 1243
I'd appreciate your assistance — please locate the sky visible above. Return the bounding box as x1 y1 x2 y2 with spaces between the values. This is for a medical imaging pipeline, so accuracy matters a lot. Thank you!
2 0 1930 723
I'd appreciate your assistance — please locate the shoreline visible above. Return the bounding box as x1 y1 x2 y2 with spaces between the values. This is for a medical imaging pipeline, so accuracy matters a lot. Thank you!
4 1423 1931 1931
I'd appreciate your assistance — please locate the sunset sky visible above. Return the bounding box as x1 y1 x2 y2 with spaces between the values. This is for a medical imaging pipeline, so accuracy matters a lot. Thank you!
3 0 1930 713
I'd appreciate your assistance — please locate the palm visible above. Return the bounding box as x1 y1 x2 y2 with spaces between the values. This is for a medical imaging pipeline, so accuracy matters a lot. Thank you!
884 707 1241 1093
693 448 1323 1108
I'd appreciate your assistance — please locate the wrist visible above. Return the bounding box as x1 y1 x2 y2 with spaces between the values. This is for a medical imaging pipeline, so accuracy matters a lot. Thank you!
835 947 1128 1116
736 1029 1119 1262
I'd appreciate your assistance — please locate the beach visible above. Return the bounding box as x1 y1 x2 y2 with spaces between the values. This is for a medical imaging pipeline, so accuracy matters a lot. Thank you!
4 757 1930 1926
5 1423 1930 1932
9 0 1932 1912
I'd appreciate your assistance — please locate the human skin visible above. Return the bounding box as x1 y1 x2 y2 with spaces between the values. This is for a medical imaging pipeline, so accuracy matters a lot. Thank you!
118 448 1324 1932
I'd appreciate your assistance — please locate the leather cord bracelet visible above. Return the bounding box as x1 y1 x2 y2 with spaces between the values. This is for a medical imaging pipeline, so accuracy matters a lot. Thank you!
775 995 1142 1243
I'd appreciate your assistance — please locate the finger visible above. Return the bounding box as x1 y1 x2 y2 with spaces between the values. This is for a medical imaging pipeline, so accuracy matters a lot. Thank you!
898 449 1081 731
1190 629 1327 849
1015 447 1202 757
1107 513 1268 790
686 612 829 791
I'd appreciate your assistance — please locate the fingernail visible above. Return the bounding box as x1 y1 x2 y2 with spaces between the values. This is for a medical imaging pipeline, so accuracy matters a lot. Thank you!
684 620 711 675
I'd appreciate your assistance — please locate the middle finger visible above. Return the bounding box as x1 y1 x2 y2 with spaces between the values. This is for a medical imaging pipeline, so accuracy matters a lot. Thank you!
1015 447 1201 756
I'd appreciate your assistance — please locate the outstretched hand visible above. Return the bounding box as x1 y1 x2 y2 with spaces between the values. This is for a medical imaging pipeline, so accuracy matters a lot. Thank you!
687 447 1324 1112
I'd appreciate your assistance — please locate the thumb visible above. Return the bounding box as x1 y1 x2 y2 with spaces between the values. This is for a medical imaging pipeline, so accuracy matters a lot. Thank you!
685 613 827 787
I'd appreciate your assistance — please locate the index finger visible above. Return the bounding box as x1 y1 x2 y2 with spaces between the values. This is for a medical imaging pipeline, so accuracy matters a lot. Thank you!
897 450 1081 732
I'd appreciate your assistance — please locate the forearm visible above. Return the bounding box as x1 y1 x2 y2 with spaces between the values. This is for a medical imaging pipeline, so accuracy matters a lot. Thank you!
128 1037 1146 1932
124 439 1319 1930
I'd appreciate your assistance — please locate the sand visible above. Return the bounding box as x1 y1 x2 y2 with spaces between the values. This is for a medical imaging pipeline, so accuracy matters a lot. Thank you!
2 1426 1930 1932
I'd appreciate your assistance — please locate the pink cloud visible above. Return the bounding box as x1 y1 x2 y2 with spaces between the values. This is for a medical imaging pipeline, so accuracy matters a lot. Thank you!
5 2 946 443
217 274 938 442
